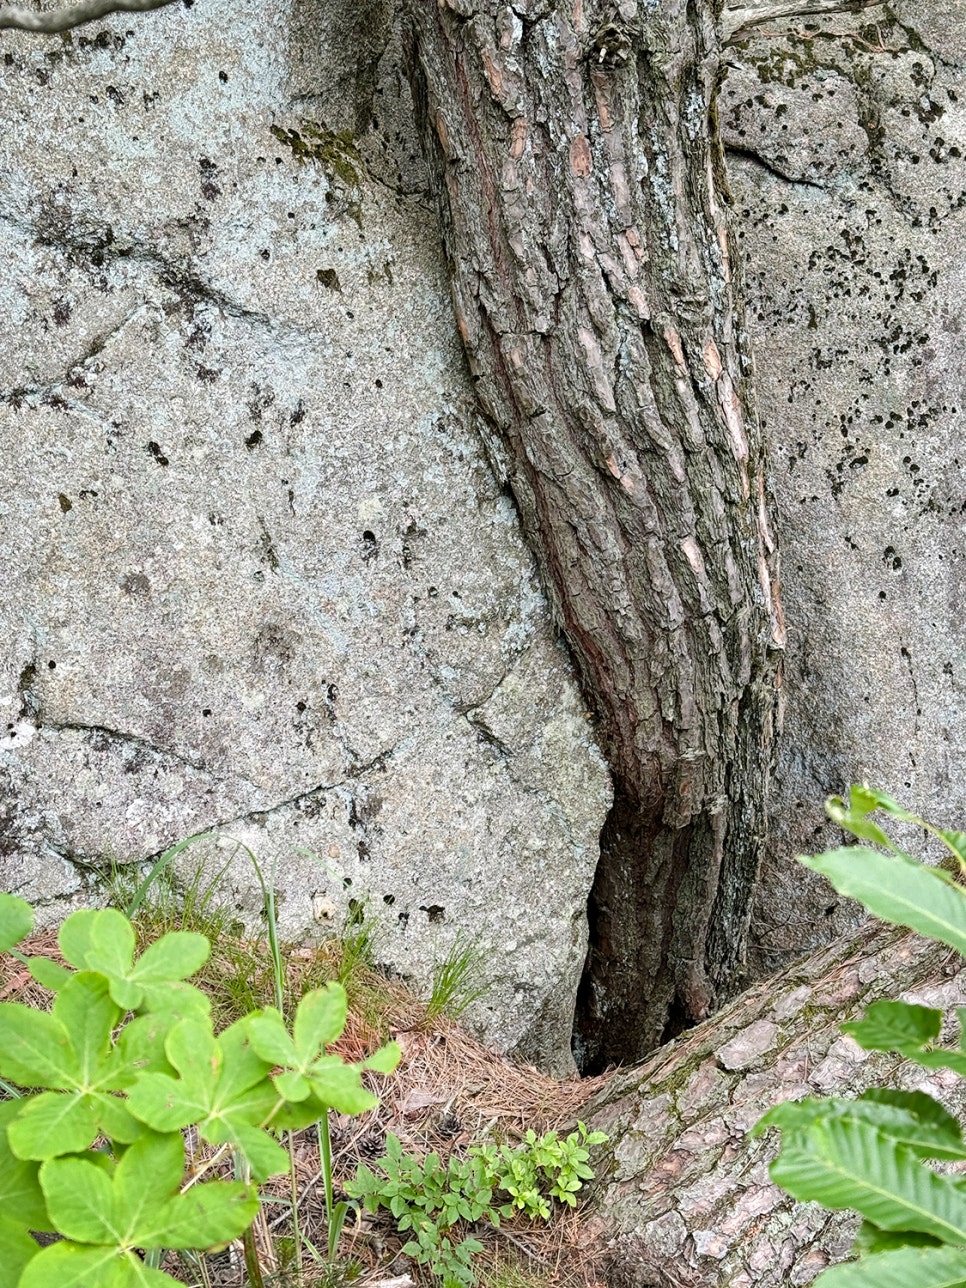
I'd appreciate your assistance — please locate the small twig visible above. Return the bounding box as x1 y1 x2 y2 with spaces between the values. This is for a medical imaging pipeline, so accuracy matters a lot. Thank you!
0 0 179 34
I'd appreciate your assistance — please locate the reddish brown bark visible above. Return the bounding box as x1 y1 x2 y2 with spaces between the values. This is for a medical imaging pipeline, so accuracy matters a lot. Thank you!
404 0 784 1067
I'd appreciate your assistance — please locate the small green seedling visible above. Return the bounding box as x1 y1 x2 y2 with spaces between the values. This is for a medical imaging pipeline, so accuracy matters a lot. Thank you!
346 1122 607 1286
0 893 400 1288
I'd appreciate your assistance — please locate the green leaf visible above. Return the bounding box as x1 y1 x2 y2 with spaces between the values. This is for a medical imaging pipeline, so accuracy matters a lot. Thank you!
41 1149 117 1242
52 971 123 1086
758 1094 966 1162
28 957 73 990
0 1003 79 1088
293 983 347 1054
852 1219 942 1255
306 1058 378 1114
228 1122 289 1182
7 1091 101 1160
365 1041 402 1074
39 1130 259 1251
274 1069 310 1102
57 910 209 1012
0 1101 49 1229
843 1001 943 1053
19 1242 176 1288
800 848 966 958
0 1214 40 1288
126 1015 279 1171
770 1118 966 1244
860 1091 966 1159
132 933 209 990
248 1008 299 1068
0 893 33 952
940 833 966 867
826 794 896 849
817 1243 966 1286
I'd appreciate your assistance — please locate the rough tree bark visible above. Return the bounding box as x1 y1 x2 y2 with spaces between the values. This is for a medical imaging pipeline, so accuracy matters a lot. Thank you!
403 0 785 1069
581 920 966 1286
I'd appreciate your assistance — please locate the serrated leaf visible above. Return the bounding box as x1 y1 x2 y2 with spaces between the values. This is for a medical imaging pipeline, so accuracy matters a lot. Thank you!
758 1093 966 1161
770 1118 966 1244
0 893 33 952
860 1091 966 1158
849 786 921 825
800 848 966 958
827 795 895 849
0 1214 41 1288
0 1101 49 1229
843 1001 942 1053
817 1243 966 1286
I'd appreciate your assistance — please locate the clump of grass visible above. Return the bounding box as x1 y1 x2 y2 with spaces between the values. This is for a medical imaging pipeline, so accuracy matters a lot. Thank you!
425 933 489 1023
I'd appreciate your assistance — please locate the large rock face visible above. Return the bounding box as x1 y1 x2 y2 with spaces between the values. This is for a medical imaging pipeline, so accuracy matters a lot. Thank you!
721 2 966 976
1 0 963 1076
0 0 611 1075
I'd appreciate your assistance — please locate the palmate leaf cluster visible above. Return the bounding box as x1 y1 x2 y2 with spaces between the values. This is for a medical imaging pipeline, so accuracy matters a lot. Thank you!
0 900 399 1288
758 786 966 1286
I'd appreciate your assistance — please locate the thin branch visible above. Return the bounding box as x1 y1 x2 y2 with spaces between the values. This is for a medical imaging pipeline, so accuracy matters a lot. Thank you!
0 0 179 33
723 0 884 42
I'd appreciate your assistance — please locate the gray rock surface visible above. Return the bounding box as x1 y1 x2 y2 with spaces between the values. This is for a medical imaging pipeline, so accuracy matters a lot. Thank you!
0 0 611 1075
721 3 966 975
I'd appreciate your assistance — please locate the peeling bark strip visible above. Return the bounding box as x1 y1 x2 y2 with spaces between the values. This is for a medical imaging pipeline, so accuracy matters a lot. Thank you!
404 0 784 1067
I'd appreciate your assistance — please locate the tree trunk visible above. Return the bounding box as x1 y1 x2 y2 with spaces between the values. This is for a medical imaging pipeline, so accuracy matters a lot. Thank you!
582 921 965 1286
403 0 784 1068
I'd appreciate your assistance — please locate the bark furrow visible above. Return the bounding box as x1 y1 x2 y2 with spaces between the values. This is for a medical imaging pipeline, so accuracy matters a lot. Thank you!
404 0 784 1067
